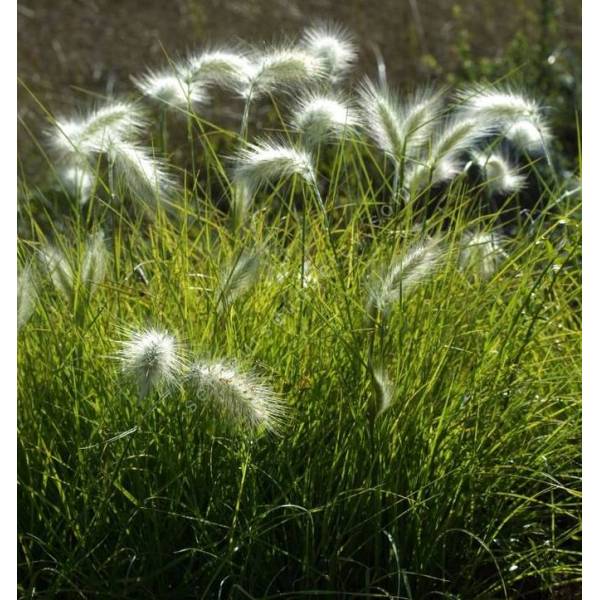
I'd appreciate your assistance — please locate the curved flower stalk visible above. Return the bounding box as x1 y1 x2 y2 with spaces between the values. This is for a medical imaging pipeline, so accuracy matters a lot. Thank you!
185 49 252 90
300 23 357 84
235 47 325 137
51 101 174 204
290 93 358 147
38 246 76 303
403 117 492 194
39 233 108 303
18 262 37 331
134 68 208 110
233 140 317 196
457 86 552 157
187 359 287 433
215 250 261 313
366 236 445 321
52 101 146 159
358 80 444 200
115 328 185 399
459 230 508 280
470 151 527 195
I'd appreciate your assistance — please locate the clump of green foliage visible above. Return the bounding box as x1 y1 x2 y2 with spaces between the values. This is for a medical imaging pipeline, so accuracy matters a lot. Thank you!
18 21 581 599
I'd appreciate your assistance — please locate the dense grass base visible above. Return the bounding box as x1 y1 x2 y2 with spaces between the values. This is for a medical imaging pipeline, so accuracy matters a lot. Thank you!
18 181 581 598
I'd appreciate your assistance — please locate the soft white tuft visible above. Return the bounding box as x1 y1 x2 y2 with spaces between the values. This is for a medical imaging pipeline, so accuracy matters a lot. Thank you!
18 263 37 331
234 140 316 191
367 236 445 319
459 230 508 280
187 359 287 433
59 164 94 205
472 151 527 195
237 48 325 100
291 93 358 146
134 69 208 109
301 23 357 82
116 328 184 399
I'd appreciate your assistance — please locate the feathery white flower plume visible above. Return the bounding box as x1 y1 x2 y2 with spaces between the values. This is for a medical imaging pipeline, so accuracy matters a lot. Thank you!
404 117 492 192
116 328 184 399
187 359 287 433
459 230 508 280
366 236 444 319
301 23 357 82
372 366 395 416
457 87 542 123
358 79 404 160
39 246 75 302
108 140 174 201
359 80 444 164
505 117 552 155
134 69 208 108
216 250 261 312
52 101 146 159
59 164 94 205
18 262 37 331
457 86 551 155
81 232 108 295
291 93 358 146
237 48 325 100
185 49 252 89
471 151 527 194
234 140 316 192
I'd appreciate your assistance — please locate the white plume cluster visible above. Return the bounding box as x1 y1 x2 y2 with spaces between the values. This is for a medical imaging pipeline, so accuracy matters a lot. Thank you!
39 233 108 303
113 328 287 433
52 101 173 203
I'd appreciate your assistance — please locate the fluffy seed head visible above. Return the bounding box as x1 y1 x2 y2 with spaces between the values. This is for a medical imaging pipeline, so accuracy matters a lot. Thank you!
39 246 75 302
52 101 146 159
367 236 444 320
108 140 174 201
234 140 316 191
81 232 108 296
116 328 184 399
459 230 508 280
301 23 357 82
59 164 94 205
18 263 37 331
359 81 443 163
187 360 287 433
239 48 325 100
185 50 252 89
505 117 552 154
216 251 261 312
358 79 404 161
291 93 358 146
472 151 527 194
457 87 542 124
134 69 208 108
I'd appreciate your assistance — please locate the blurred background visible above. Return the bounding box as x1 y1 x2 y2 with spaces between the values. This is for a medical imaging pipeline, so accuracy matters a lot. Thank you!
17 0 581 179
